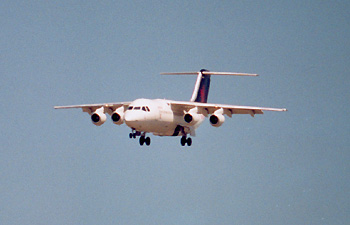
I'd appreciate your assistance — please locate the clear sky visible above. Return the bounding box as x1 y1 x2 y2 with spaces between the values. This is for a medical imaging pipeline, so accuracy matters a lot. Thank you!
1 1 349 224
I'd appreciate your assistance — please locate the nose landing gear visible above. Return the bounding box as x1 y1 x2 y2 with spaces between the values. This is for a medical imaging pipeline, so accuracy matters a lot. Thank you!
129 130 151 146
129 130 140 139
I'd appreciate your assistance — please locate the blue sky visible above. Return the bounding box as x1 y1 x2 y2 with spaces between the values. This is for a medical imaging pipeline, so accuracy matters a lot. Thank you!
1 1 349 224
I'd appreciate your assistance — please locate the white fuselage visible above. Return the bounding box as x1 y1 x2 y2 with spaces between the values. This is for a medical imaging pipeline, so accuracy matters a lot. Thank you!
124 98 204 136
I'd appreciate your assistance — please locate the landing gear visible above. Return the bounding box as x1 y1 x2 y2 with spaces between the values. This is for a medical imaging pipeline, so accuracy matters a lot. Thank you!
129 130 140 139
139 135 151 146
130 130 151 146
139 136 145 145
181 136 192 146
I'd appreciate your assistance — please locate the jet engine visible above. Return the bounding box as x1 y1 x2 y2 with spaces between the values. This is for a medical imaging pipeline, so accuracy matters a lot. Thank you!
183 108 203 126
91 107 107 126
111 107 124 125
209 109 225 127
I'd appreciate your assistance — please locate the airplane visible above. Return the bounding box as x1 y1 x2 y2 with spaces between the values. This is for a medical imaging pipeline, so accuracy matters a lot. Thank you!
54 69 287 146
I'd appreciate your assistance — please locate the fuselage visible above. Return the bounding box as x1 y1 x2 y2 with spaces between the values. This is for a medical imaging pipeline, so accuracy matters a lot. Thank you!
124 98 204 136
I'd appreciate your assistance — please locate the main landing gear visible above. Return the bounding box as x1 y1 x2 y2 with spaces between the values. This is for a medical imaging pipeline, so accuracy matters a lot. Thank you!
181 136 192 146
129 130 151 146
139 136 151 146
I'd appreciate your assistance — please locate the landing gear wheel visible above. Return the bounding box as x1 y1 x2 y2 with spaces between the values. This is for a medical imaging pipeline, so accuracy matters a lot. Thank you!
181 136 187 146
145 137 151 146
129 133 133 139
139 136 145 146
187 138 192 146
180 136 192 146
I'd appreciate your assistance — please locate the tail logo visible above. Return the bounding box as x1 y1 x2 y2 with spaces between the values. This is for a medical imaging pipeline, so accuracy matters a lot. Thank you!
194 75 211 103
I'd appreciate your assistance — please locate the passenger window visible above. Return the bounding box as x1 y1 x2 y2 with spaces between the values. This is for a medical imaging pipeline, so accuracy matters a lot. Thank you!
134 106 140 110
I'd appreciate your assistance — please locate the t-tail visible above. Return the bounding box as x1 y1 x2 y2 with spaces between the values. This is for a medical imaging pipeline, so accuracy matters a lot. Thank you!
161 69 258 103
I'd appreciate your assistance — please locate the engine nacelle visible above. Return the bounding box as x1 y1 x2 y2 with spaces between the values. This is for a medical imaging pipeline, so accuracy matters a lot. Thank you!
209 110 225 127
111 107 124 125
91 107 107 126
183 108 204 126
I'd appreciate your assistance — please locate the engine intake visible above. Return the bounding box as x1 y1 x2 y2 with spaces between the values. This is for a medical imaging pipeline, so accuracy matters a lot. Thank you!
184 114 193 123
111 113 120 122
209 115 219 124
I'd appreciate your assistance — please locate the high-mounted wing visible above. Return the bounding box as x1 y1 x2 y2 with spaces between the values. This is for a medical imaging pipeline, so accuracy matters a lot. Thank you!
54 102 132 126
54 102 131 114
168 100 287 117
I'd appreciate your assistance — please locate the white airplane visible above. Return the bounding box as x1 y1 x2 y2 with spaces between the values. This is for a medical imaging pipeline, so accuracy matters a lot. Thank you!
55 69 287 146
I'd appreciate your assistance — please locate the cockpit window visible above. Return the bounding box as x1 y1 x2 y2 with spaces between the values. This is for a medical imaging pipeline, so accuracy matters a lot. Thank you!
128 105 150 111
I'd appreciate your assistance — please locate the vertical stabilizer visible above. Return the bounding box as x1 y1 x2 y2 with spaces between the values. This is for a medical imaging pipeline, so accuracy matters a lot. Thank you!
190 69 211 103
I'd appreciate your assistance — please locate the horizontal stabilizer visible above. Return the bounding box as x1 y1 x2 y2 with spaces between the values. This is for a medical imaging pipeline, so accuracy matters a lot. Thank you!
161 71 258 76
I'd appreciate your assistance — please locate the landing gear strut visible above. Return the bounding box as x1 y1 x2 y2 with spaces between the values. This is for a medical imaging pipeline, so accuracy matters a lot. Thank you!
181 136 192 146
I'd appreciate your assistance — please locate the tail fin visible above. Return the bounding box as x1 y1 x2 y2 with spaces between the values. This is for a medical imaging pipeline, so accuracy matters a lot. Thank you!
161 69 258 103
191 69 211 103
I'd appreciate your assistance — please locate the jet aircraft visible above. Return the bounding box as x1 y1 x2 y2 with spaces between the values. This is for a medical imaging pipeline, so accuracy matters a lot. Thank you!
54 69 287 146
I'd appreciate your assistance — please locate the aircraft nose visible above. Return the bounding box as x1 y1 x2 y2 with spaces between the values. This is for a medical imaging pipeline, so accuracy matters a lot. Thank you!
124 113 138 122
124 111 144 128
